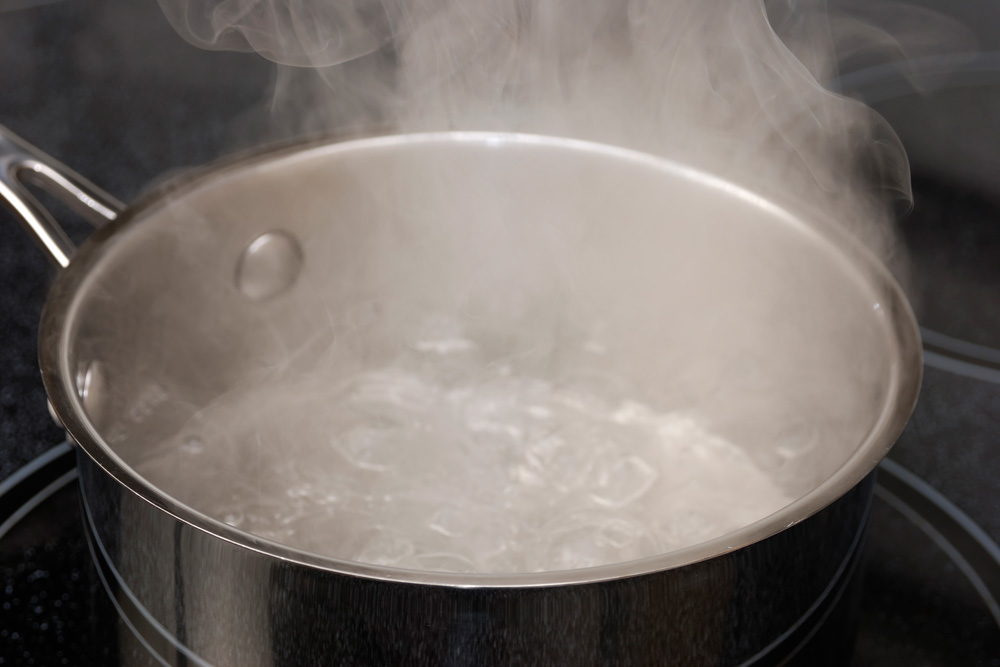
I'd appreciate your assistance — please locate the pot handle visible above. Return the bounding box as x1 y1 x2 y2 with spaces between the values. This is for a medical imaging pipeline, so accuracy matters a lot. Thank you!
0 125 125 269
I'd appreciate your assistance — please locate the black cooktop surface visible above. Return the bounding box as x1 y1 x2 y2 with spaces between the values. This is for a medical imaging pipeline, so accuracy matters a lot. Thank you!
0 445 998 666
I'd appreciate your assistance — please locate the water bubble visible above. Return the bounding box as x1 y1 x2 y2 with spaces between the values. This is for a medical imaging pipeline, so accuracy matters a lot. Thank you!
656 508 722 550
463 382 527 443
180 435 204 455
591 456 659 507
428 506 472 537
525 423 601 492
356 534 416 567
541 512 659 571
600 518 645 549
334 424 406 471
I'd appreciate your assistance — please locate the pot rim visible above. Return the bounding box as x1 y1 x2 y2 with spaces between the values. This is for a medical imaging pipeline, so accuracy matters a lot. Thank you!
39 131 923 588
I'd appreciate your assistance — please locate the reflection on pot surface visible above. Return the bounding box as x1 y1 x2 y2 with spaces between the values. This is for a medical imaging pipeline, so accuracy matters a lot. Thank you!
3 130 921 664
45 133 912 575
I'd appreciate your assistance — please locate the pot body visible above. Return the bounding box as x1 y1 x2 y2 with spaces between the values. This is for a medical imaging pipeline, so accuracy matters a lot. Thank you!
0 129 921 667
79 449 873 666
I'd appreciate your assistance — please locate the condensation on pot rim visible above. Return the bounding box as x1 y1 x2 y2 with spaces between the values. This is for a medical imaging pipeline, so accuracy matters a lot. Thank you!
76 359 106 429
235 230 304 301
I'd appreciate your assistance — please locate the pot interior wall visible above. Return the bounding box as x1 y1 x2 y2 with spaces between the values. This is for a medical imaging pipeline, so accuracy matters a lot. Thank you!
62 135 895 520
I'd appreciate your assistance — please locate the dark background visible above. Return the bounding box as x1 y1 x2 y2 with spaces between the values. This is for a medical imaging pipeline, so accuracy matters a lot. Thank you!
0 0 273 479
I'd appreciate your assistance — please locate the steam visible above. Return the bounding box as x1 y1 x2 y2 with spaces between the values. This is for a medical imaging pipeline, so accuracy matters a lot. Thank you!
132 0 968 570
153 0 981 263
156 0 392 66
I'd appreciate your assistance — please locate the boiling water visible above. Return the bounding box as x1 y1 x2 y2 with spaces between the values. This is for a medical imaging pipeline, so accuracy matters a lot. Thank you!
136 316 795 574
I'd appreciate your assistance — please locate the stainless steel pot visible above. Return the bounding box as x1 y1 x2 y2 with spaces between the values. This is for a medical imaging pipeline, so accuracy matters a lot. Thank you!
0 126 922 666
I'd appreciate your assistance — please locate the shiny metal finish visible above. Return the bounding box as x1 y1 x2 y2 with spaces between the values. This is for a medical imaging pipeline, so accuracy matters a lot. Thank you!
0 125 123 267
235 230 304 300
0 126 922 664
75 359 107 431
77 449 875 665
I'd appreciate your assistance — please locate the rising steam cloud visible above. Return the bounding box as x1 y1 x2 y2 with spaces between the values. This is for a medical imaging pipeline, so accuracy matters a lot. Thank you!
155 0 978 265
130 0 974 572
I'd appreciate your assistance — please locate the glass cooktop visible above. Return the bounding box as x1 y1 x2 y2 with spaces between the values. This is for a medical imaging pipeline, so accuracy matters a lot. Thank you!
0 444 997 666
